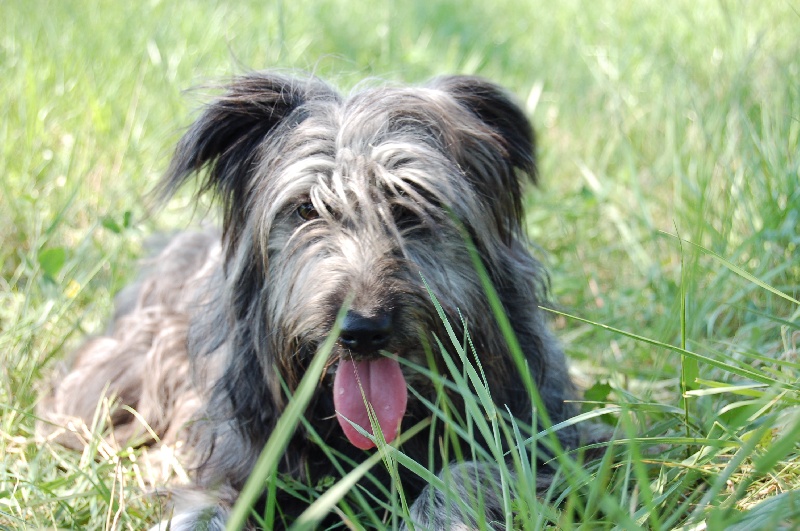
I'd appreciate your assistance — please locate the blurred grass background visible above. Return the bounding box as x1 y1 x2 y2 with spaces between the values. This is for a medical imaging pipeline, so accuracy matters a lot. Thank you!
1 0 799 529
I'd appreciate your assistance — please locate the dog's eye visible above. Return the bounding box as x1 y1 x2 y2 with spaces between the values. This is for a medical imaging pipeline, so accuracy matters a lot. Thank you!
297 202 319 221
391 203 420 229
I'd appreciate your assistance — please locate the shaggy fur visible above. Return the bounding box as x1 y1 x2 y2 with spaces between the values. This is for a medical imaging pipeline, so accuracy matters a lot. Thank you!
39 72 585 530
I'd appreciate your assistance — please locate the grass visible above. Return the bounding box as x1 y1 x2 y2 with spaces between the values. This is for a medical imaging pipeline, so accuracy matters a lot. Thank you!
2 0 799 528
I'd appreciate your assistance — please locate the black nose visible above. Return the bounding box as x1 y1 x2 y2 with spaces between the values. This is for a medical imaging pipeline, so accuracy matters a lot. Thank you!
339 311 392 354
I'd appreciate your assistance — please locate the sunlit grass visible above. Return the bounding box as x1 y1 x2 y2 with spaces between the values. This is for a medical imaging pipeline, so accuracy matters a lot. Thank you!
2 0 798 529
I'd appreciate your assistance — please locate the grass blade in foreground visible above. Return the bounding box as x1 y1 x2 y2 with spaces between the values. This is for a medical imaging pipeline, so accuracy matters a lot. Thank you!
660 232 800 307
290 420 430 530
226 305 348 530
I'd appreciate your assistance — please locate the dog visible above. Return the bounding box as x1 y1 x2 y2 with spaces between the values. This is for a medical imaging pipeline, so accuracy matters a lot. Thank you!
39 71 587 530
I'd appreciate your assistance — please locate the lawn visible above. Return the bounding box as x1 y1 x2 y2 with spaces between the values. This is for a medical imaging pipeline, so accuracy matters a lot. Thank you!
1 0 799 529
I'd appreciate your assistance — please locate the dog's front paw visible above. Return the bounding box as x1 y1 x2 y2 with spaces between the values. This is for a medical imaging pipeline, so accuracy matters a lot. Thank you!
148 505 228 531
405 461 509 531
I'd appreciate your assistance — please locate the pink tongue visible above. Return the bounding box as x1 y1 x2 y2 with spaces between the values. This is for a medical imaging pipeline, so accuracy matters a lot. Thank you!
333 357 408 450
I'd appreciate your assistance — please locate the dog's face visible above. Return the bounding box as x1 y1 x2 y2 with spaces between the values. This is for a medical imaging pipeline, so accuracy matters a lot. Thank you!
164 73 539 450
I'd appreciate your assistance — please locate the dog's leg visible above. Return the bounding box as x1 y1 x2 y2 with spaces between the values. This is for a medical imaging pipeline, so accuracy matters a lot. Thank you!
147 484 250 531
37 315 177 448
150 506 228 531
405 461 517 531
148 506 228 531
37 231 217 448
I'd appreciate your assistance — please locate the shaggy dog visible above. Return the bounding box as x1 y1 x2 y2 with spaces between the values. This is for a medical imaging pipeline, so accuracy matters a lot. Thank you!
39 72 586 530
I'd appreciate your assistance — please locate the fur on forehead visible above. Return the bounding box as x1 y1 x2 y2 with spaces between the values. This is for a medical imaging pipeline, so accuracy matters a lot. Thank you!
161 71 537 251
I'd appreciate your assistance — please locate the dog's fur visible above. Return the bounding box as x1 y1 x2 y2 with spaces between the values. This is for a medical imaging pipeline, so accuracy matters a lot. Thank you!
39 72 586 530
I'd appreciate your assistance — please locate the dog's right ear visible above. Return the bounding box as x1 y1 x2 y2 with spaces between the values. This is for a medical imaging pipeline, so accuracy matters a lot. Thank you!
159 72 338 241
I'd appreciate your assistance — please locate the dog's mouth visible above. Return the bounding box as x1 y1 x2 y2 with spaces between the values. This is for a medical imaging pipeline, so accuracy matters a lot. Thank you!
333 355 408 450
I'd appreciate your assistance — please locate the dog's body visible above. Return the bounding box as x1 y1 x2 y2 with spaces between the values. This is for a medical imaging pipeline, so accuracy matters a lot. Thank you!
40 72 585 530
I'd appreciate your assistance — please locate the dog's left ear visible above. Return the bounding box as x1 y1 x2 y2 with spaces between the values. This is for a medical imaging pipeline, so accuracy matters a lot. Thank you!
429 76 537 234
431 75 536 183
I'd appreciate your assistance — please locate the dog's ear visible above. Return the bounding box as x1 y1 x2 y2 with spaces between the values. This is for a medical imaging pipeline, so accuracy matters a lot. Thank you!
430 75 537 183
429 76 536 238
160 72 338 241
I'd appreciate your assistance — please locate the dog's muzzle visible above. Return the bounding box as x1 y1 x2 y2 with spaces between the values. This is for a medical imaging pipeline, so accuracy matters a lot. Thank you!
333 311 407 450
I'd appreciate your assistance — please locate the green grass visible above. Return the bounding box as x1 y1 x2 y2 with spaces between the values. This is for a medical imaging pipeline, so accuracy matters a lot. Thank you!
2 0 799 528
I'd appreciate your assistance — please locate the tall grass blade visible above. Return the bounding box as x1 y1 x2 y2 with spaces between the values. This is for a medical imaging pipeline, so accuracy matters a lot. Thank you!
226 304 348 530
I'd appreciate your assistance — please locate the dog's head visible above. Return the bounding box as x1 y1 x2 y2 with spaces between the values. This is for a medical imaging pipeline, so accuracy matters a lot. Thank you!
163 72 543 449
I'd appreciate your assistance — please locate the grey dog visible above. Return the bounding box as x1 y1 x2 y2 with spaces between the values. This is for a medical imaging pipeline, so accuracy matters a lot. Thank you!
39 72 587 529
